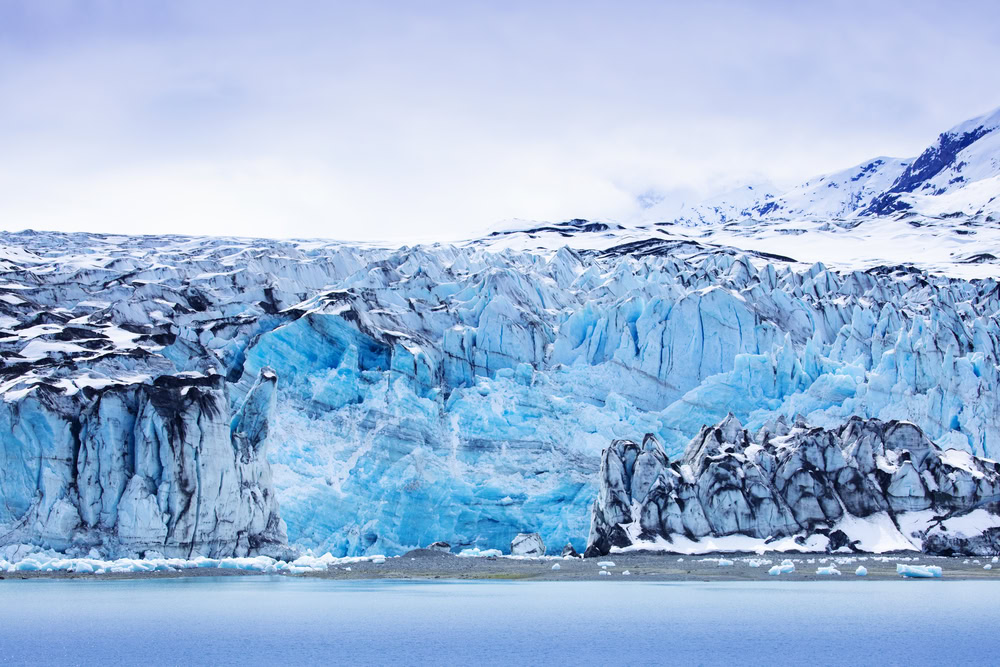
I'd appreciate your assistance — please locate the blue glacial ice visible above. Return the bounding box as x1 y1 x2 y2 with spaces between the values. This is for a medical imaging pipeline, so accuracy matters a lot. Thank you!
3 230 1000 557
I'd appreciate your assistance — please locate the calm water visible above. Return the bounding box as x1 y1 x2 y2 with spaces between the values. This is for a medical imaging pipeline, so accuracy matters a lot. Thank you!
1 577 997 665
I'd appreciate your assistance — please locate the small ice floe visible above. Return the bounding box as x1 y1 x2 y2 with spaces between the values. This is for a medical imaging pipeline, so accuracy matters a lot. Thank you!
896 564 942 578
597 561 616 568
993 557 999 563
717 559 734 567
985 564 993 570
768 560 795 576
551 563 561 571
371 556 386 564
457 548 503 558
816 566 841 576
677 558 684 562
622 570 631 576
344 567 351 572
855 566 868 576
598 570 610 576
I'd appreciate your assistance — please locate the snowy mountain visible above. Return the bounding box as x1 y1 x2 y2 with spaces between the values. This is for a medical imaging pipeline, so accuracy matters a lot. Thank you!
638 104 1000 225
863 106 1000 218
639 182 781 227
587 416 1000 557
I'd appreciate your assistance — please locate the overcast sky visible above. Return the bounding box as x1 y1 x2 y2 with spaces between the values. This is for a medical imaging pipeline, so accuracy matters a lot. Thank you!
1 0 998 242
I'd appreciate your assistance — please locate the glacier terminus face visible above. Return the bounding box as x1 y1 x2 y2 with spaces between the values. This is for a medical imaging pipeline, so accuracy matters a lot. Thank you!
3 216 1000 560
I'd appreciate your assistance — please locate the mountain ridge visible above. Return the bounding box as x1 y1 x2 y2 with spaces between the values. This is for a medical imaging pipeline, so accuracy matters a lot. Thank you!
636 104 1000 225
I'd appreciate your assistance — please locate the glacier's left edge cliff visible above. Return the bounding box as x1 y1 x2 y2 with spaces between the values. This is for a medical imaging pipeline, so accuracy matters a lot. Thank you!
0 365 289 558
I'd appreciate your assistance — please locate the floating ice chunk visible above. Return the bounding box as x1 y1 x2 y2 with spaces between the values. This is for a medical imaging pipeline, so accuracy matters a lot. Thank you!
622 570 631 576
985 564 993 570
457 548 503 558
598 570 610 576
896 564 942 578
551 563 561 570
816 566 841 576
993 557 999 563
768 560 796 576
855 566 868 576
597 561 615 567
717 559 734 567
371 556 386 564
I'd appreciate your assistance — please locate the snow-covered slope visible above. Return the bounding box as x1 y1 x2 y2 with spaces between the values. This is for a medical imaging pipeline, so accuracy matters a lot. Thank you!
4 223 1000 559
640 183 780 227
764 157 911 219
864 106 1000 218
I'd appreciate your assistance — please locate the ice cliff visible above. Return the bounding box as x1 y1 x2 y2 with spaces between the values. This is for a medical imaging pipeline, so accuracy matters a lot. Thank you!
3 222 1000 557
0 366 288 559
586 416 1000 557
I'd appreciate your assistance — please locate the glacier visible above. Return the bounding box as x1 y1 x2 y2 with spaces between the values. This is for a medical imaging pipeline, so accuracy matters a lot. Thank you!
3 223 1000 559
2 106 1000 560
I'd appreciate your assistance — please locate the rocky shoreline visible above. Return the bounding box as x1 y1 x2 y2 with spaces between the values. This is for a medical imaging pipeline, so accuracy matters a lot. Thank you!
3 549 998 582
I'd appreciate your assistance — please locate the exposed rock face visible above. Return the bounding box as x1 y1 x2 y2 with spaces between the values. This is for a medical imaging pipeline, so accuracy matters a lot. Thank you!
561 542 579 557
510 532 546 556
585 415 1000 557
427 541 452 553
0 369 289 559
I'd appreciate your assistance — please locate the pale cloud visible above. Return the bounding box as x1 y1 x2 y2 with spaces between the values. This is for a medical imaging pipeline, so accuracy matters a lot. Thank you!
0 0 998 241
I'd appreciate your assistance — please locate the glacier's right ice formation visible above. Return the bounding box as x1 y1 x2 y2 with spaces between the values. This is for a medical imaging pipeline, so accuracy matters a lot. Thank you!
586 415 1000 557
4 227 1000 557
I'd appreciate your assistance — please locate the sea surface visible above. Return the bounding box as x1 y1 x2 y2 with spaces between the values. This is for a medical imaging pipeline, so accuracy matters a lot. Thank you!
1 577 997 665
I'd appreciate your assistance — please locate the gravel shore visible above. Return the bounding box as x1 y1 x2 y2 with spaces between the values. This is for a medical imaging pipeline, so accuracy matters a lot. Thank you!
3 550 998 582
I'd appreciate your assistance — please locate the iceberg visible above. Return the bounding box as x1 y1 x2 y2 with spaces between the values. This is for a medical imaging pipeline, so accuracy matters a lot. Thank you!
768 560 796 575
896 564 942 578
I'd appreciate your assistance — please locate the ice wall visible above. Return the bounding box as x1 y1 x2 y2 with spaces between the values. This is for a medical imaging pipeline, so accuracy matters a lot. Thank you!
3 231 1000 556
0 368 288 558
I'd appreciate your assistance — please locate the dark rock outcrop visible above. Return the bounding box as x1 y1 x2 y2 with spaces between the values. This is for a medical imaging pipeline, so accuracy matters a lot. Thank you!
586 415 1000 556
